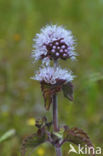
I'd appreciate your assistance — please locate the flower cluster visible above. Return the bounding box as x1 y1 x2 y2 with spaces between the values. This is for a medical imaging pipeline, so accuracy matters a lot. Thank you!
31 24 77 98
32 25 77 65
32 66 74 85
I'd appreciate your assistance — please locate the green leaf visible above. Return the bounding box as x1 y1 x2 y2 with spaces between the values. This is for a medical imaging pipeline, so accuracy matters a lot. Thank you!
45 94 52 110
21 131 47 156
41 80 66 110
41 82 52 110
63 127 93 147
0 129 16 143
62 82 74 101
53 132 63 139
53 128 64 139
21 117 53 156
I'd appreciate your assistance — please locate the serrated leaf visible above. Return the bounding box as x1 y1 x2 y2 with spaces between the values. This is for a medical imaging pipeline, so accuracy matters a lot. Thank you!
21 117 53 156
62 82 74 101
21 132 46 156
45 94 52 110
64 127 92 146
41 82 52 110
63 127 95 156
41 80 65 110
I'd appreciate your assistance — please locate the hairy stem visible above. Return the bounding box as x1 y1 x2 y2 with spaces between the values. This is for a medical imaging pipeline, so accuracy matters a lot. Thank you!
53 94 62 156
53 94 58 131
55 148 62 156
52 60 62 156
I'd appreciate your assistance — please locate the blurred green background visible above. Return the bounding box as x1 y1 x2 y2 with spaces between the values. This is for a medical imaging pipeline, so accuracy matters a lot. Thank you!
0 0 103 156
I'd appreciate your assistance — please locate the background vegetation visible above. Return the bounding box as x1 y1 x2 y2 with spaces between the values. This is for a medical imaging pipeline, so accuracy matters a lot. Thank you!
0 0 103 155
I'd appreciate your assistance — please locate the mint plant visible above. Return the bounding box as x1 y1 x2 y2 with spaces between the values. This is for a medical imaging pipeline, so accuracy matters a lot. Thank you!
21 25 94 156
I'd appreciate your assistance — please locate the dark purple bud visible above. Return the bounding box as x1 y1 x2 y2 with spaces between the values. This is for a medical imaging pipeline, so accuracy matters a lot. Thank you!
61 45 66 49
53 45 56 49
64 49 68 52
55 42 59 45
60 39 64 44
60 49 63 53
56 52 59 56
57 46 60 50
51 49 55 53
63 53 67 57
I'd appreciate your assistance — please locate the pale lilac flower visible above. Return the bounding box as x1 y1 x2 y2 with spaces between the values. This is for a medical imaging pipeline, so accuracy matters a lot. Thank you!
31 66 74 85
32 25 77 65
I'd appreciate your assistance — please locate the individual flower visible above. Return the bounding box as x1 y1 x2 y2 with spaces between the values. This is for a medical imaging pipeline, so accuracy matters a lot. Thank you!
31 66 74 110
32 25 77 65
32 66 74 85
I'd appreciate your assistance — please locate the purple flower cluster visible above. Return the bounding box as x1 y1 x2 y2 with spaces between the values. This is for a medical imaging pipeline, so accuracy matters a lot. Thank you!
32 25 77 65
31 25 76 86
43 38 71 60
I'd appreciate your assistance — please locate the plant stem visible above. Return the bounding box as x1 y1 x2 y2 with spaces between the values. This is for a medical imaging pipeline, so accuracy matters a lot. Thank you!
52 60 62 156
53 94 58 131
53 94 62 156
55 147 62 156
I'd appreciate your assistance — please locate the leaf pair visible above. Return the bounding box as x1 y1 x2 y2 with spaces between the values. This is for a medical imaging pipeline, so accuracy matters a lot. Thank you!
41 80 74 111
21 123 95 156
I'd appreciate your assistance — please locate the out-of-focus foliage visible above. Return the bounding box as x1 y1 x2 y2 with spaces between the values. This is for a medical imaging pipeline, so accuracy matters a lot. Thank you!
0 129 16 143
0 0 103 155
